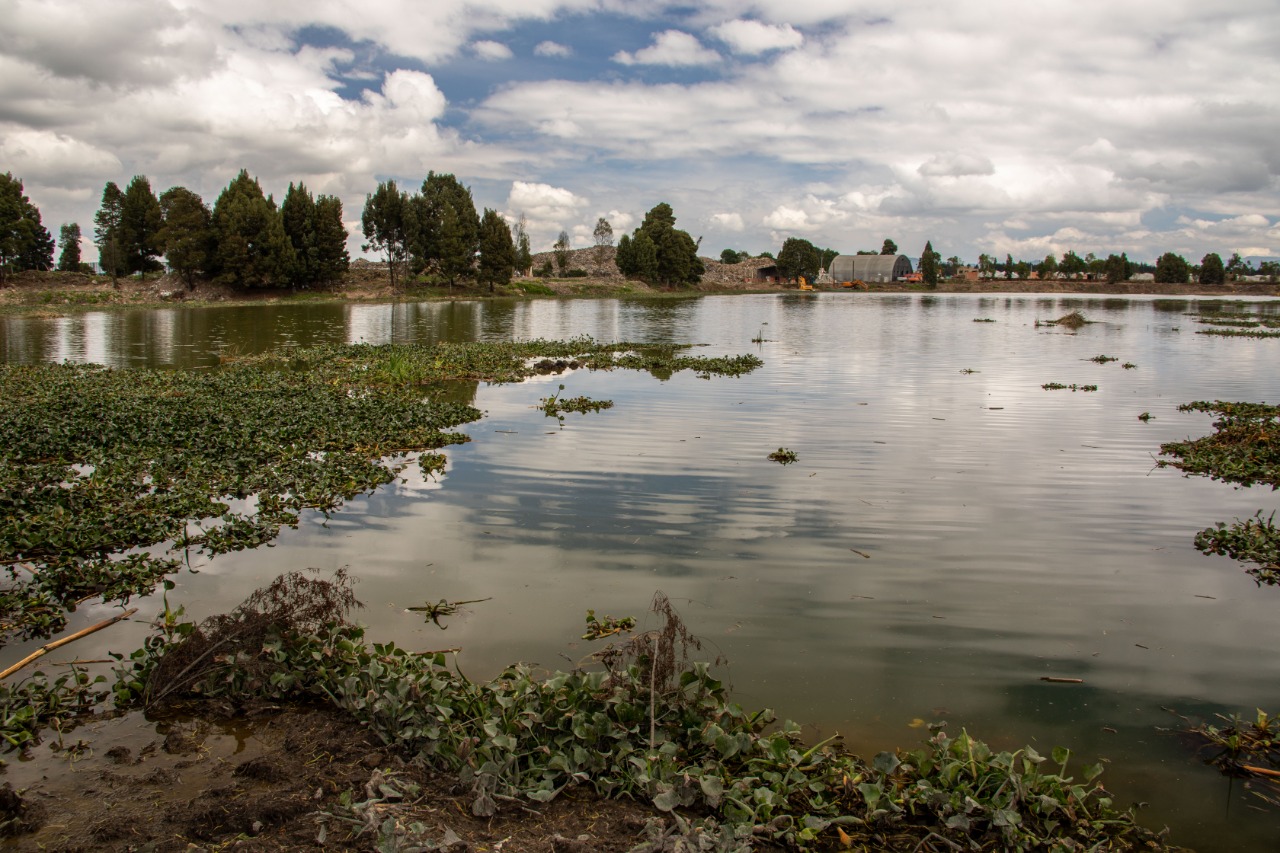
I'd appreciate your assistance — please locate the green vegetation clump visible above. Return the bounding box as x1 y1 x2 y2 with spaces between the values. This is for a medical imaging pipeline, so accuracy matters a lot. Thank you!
768 447 798 464
1042 383 1097 392
1189 710 1280 807
1159 401 1280 489
0 339 762 644
1195 512 1280 585
92 579 1170 852
1197 327 1280 338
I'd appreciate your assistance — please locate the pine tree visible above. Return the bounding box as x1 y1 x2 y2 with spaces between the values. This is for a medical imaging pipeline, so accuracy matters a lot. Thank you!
408 172 480 286
622 203 702 286
211 170 295 288
880 238 897 255
57 223 82 272
362 180 408 290
313 195 350 285
281 182 318 287
158 186 213 289
121 175 163 276
478 208 516 292
920 240 941 286
0 173 54 281
93 181 127 282
615 233 635 275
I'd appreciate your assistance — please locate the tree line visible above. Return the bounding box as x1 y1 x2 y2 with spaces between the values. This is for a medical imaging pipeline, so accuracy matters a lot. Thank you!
3 168 1276 289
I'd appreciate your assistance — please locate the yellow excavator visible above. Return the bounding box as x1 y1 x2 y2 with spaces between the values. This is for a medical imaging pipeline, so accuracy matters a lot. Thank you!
798 276 815 291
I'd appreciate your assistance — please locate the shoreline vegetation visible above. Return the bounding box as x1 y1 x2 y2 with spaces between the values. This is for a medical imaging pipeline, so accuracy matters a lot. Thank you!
1 259 1277 317
2 312 1278 847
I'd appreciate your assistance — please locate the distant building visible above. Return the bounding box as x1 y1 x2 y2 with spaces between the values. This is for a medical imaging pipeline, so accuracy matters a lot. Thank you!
829 254 914 283
1129 273 1154 282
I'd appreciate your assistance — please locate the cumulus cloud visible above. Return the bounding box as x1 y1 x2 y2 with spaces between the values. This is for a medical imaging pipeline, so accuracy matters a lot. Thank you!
534 40 572 58
708 20 803 55
711 212 745 231
0 129 122 182
917 153 995 178
472 40 514 61
506 181 589 223
613 31 721 67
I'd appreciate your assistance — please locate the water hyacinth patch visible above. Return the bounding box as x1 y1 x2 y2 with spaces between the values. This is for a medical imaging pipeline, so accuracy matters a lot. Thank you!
0 339 762 645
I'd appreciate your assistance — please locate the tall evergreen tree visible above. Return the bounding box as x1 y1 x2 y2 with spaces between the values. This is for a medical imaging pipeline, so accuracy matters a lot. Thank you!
57 223 82 272
210 170 295 288
631 231 659 280
121 175 163 276
880 238 897 255
407 172 481 286
0 173 54 281
281 182 318 287
615 233 635 276
477 208 516 292
158 186 213 290
920 240 941 286
362 180 408 290
621 202 702 286
313 195 350 285
93 181 127 282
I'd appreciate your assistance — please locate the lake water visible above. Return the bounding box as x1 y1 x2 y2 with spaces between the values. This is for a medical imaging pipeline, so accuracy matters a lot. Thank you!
3 293 1280 850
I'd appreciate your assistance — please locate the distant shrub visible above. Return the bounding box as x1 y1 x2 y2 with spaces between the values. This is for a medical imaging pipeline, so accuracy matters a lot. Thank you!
563 269 589 278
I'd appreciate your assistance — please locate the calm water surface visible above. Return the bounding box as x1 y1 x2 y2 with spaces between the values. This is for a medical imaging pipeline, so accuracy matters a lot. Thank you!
4 294 1280 850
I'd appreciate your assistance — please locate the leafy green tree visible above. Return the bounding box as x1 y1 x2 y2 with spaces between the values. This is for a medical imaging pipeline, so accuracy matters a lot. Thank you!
361 180 408 290
281 182 317 286
776 237 822 280
1004 253 1014 280
121 175 163 276
977 253 994 276
57 223 82 272
1014 260 1032 280
881 238 898 256
1104 253 1130 284
211 169 295 288
0 173 54 281
1059 250 1087 279
820 248 840 272
719 248 741 264
313 195 350 285
1154 252 1190 284
1198 253 1224 285
1225 252 1253 280
1258 260 1279 282
554 230 571 273
157 186 213 289
592 216 613 267
478 208 516 292
1039 254 1059 279
93 181 127 282
920 240 941 286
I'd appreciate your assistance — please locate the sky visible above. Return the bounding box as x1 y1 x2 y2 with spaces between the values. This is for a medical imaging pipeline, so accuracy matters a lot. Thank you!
2 0 1278 265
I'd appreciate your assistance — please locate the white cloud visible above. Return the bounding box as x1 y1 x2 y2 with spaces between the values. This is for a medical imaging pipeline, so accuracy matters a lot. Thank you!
710 212 745 231
472 40 514 61
917 153 995 178
534 40 572 58
506 180 589 224
708 20 803 55
0 129 122 182
613 31 721 67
